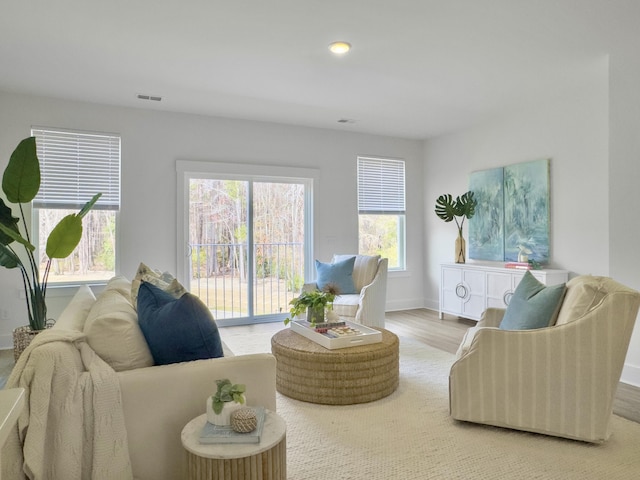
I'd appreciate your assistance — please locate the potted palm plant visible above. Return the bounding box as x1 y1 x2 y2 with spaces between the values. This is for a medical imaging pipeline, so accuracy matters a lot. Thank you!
434 191 477 263
0 137 101 356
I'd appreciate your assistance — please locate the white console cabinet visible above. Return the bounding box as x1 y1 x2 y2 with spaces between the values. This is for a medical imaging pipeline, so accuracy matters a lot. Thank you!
439 262 569 321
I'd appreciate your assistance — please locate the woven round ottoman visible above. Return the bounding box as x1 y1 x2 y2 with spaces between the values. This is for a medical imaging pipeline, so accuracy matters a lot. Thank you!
271 328 399 405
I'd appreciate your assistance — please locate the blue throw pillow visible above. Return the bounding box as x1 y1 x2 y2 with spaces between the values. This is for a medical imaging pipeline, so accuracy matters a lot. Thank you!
315 256 357 294
137 282 224 365
499 271 567 330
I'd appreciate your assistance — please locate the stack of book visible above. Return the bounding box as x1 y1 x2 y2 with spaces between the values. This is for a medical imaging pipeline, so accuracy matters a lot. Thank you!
504 262 532 270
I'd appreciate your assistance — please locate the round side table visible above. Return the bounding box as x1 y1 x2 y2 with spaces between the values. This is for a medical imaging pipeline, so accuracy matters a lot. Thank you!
181 411 286 480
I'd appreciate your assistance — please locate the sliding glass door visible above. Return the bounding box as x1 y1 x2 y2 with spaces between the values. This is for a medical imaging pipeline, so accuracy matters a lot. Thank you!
252 181 306 319
183 172 311 326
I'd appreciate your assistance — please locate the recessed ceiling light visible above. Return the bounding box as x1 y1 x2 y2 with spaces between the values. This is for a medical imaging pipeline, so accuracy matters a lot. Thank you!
328 41 351 55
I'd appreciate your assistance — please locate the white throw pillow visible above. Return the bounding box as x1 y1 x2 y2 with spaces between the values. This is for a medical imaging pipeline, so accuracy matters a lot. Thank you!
106 275 135 302
555 275 609 326
130 262 187 309
53 285 96 331
84 280 154 372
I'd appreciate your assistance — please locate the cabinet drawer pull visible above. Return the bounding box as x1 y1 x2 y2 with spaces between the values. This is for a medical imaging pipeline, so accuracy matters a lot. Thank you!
456 284 468 298
504 291 513 305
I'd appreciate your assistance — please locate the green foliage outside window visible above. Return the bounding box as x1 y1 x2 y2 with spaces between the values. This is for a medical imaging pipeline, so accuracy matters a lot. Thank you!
359 214 403 268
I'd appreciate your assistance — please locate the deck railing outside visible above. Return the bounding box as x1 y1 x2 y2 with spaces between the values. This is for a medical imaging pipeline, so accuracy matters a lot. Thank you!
190 241 304 319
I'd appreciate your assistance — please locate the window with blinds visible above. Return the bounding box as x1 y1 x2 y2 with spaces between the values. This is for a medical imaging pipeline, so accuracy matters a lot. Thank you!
357 156 406 269
31 127 120 283
357 157 406 215
32 128 120 210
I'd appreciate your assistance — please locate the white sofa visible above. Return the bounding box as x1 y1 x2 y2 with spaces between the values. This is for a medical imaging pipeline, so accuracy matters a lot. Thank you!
3 276 276 480
304 254 388 328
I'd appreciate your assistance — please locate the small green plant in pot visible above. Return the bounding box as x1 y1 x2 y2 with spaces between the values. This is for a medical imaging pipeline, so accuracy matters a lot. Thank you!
0 137 101 331
284 283 340 327
207 378 247 426
434 191 477 263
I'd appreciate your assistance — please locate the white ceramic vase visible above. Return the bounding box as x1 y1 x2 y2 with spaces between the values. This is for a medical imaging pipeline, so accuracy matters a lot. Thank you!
206 394 246 426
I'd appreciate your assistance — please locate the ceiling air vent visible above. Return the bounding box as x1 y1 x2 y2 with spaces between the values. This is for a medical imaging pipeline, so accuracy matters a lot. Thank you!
137 94 162 102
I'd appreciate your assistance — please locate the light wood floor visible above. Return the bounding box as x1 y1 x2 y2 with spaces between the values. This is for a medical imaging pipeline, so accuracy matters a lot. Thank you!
385 308 475 354
386 308 640 424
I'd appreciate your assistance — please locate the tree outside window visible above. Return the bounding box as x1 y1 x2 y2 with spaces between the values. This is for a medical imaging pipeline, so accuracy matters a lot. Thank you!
32 127 120 283
357 157 406 270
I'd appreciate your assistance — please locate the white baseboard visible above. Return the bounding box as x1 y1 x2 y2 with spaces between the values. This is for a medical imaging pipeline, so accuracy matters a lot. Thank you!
621 363 640 387
423 298 439 312
0 334 13 351
385 297 426 312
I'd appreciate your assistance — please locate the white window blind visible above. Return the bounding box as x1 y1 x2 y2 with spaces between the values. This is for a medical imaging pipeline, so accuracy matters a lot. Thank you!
31 127 121 211
357 156 405 214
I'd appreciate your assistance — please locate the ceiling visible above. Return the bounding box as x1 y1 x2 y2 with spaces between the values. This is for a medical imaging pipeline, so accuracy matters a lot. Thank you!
1 1 636 139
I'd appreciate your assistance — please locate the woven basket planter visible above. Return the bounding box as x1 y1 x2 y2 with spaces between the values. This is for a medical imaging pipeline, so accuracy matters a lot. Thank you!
12 325 44 362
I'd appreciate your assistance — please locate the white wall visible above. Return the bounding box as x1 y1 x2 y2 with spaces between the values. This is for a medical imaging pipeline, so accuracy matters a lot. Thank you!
424 58 609 297
609 51 640 386
0 91 424 348
424 57 640 386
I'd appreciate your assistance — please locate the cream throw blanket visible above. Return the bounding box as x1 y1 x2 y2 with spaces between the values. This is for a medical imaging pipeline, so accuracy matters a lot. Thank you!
2 329 133 479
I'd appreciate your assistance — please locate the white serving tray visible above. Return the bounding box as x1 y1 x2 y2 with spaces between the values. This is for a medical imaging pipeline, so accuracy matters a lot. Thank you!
290 320 382 350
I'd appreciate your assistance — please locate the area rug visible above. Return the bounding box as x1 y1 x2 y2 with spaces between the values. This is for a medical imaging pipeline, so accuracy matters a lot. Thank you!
268 337 640 479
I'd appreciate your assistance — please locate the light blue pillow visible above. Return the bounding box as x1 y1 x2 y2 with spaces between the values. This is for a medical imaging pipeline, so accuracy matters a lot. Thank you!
499 271 567 330
315 256 356 294
137 282 224 365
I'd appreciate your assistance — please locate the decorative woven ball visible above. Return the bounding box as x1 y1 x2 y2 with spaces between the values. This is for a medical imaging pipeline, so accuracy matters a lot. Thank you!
231 407 258 433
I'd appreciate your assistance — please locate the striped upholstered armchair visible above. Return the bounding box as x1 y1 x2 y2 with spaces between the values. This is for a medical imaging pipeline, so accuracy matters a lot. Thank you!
449 275 640 443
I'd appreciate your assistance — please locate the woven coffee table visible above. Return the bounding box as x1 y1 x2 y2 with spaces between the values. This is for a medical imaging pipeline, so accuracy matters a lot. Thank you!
271 328 399 405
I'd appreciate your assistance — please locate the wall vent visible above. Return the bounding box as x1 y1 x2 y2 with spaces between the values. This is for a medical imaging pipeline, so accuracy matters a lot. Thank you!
137 94 162 102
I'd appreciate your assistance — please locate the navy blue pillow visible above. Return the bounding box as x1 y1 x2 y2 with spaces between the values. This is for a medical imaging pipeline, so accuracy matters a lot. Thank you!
137 282 224 365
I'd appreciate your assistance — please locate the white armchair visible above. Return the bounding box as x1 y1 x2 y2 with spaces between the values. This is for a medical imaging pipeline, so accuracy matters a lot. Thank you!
304 254 388 328
449 275 640 443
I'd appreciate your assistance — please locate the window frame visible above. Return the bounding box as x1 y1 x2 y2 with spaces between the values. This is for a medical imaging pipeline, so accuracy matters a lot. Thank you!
176 160 319 326
357 156 406 271
31 126 121 288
